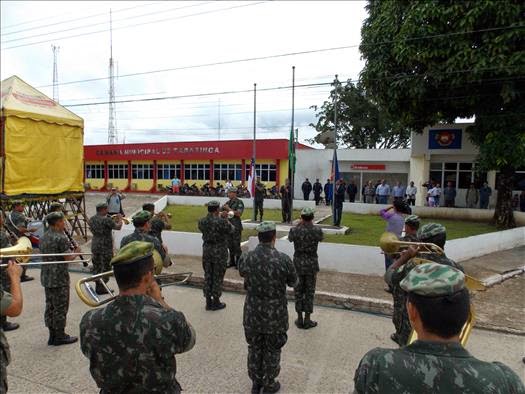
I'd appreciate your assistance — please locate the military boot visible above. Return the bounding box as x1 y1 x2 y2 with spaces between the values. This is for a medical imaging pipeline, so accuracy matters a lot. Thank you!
47 329 55 346
262 380 281 394
211 297 226 311
303 313 317 329
294 312 304 329
205 297 213 311
53 329 78 346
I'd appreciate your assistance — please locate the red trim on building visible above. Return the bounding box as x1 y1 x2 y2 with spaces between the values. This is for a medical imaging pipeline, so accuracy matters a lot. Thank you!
351 164 386 171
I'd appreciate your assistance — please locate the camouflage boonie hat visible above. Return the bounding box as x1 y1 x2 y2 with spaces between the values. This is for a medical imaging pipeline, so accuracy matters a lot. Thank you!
227 187 237 194
417 223 445 240
400 262 465 297
132 210 151 225
45 211 64 223
301 207 315 216
111 241 154 266
96 202 108 209
405 215 420 226
256 221 276 233
49 202 63 211
206 200 220 207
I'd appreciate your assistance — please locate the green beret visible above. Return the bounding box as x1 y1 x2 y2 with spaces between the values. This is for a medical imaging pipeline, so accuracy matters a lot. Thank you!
206 200 220 207
96 202 108 209
257 221 276 233
111 241 154 266
12 200 24 206
405 215 420 225
132 210 151 225
227 187 237 194
400 262 465 297
417 223 446 240
301 207 315 216
46 211 64 223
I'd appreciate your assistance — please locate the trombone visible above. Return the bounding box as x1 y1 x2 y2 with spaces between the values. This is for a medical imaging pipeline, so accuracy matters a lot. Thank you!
379 232 444 255
75 270 193 307
110 214 130 225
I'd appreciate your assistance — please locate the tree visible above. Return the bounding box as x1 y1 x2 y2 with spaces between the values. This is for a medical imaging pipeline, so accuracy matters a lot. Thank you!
309 80 412 149
360 0 525 228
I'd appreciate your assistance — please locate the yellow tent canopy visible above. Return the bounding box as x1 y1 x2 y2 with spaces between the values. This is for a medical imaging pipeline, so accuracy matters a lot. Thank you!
1 75 84 196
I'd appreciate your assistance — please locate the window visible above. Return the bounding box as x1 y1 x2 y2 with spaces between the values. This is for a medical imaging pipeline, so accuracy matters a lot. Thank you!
213 163 242 181
245 163 277 182
108 164 128 179
428 162 482 188
132 164 153 179
85 164 104 179
157 164 181 180
184 164 210 180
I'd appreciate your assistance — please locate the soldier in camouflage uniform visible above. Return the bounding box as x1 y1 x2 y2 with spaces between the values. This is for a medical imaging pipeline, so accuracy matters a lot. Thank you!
223 187 244 268
5 200 37 282
40 211 80 346
43 202 63 233
89 202 123 294
254 177 266 222
120 211 167 265
388 215 420 344
198 201 234 311
288 207 323 329
1 261 23 394
142 203 172 243
239 222 297 394
79 241 196 393
355 263 525 393
385 223 464 347
0 212 19 332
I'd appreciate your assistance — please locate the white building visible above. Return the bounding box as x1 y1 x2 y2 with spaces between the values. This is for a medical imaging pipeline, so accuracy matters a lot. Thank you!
295 123 524 207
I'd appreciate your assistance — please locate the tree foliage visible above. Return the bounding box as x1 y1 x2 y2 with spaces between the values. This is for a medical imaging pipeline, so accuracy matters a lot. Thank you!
309 80 412 149
360 0 525 228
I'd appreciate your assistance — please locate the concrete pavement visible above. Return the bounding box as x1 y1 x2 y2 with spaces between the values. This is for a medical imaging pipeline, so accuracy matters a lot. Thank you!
4 270 525 393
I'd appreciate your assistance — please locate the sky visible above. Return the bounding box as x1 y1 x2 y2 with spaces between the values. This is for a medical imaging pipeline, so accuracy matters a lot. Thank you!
1 1 368 146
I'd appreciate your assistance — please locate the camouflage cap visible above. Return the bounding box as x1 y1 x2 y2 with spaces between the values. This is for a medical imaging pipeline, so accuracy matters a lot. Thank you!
256 221 276 233
400 262 465 297
206 200 220 207
111 241 154 266
132 210 151 225
417 223 446 240
11 199 24 206
96 202 108 209
227 187 237 194
301 207 315 216
405 214 420 225
45 211 64 223
49 202 63 210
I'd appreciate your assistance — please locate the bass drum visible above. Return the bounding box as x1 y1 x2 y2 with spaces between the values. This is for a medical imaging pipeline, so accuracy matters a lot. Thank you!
28 220 44 247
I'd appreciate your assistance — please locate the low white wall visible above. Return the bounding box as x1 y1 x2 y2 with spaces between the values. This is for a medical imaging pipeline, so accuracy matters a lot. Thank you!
166 195 315 210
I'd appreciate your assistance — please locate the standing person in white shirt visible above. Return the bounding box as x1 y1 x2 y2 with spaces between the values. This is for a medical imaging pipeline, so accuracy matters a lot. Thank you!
427 184 438 207
225 179 234 190
434 183 442 206
405 181 417 206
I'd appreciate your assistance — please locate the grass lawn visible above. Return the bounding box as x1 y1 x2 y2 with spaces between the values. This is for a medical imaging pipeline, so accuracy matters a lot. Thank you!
321 212 498 246
163 205 298 241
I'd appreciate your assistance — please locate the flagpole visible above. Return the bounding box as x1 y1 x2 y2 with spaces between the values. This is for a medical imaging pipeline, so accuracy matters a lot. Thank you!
252 83 257 222
290 66 295 222
332 74 339 226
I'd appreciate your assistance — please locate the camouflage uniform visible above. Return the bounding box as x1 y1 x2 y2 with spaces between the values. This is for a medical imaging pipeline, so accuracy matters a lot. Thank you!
40 228 70 331
355 263 525 394
288 222 323 314
120 229 166 261
238 240 297 387
89 214 117 279
198 213 234 300
80 295 196 393
0 230 11 292
149 216 166 243
4 211 27 237
254 182 266 221
0 290 12 394
225 197 244 262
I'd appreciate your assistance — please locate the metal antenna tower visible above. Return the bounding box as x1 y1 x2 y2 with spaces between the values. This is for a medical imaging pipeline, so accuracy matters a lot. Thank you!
107 9 118 144
51 45 60 102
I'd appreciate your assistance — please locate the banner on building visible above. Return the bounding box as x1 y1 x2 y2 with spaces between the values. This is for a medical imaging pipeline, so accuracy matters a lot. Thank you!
428 129 462 149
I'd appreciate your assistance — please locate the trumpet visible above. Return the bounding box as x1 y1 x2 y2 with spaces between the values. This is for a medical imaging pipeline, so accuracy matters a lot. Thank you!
75 270 193 307
110 214 130 225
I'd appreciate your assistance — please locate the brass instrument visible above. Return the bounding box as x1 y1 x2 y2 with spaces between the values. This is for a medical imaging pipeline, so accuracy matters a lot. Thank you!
75 270 193 307
379 232 486 346
110 214 130 225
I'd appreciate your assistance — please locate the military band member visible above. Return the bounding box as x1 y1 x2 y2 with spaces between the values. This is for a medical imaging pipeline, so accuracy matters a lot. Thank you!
5 200 37 282
198 201 235 311
40 211 79 346
288 207 323 329
254 177 266 222
120 210 167 266
384 223 463 347
239 222 297 394
142 203 172 243
401 214 420 242
89 203 123 295
80 241 196 393
223 187 244 268
0 213 19 332
1 261 23 394
43 202 64 233
354 263 525 393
